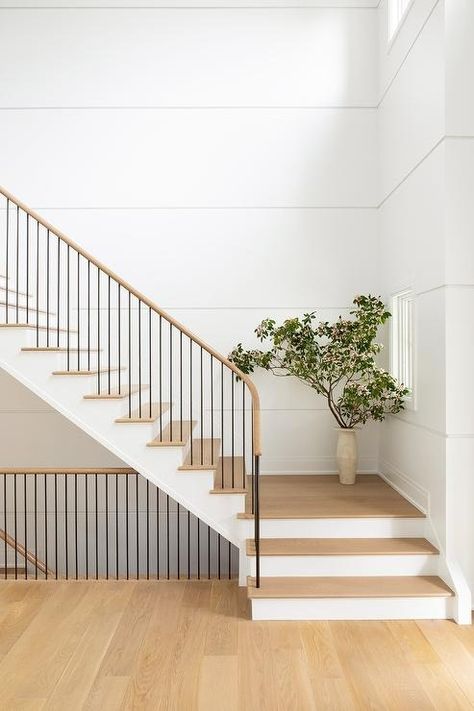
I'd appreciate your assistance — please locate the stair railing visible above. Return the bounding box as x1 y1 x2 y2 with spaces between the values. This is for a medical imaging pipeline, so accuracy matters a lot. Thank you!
0 186 261 586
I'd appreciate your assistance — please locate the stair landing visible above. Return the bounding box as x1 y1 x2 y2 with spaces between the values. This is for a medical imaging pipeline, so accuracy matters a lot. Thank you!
242 474 424 519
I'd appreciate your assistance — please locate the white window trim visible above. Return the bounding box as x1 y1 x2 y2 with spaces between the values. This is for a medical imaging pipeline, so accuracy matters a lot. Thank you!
390 289 416 411
388 0 416 50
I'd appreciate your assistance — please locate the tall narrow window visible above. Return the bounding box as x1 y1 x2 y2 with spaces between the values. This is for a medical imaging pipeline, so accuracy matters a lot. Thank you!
391 289 414 401
389 0 414 41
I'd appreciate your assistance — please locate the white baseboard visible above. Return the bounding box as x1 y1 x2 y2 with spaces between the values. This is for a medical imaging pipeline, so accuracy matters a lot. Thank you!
260 455 378 474
379 458 429 514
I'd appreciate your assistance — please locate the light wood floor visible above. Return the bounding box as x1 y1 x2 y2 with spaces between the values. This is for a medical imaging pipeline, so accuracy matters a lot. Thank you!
0 581 473 710
243 474 425 518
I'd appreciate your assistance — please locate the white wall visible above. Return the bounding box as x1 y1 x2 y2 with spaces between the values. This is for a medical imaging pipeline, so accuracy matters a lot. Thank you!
0 0 380 473
378 0 474 603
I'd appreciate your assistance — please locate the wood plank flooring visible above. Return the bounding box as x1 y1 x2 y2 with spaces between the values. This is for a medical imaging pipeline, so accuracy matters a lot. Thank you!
0 580 473 710
243 474 425 518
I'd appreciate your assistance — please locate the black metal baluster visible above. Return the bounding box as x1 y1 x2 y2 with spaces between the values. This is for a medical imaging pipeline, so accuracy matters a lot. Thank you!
207 526 211 580
221 363 224 488
187 509 190 580
210 356 214 464
218 533 221 580
115 473 119 579
85 474 89 579
135 471 139 579
64 474 68 580
180 331 183 441
5 199 9 324
46 229 50 345
105 472 109 579
128 291 132 418
54 473 58 578
146 479 149 580
138 300 142 418
77 252 80 370
14 474 17 579
156 486 160 580
126 471 129 579
166 494 170 579
118 284 121 395
87 260 91 372
159 315 162 440
44 474 48 579
228 540 231 580
36 223 39 345
242 383 246 489
200 347 203 465
57 236 60 348
189 340 193 463
23 474 27 579
75 473 78 580
67 245 70 369
97 269 101 395
197 518 200 580
15 205 19 323
3 475 6 580
148 308 152 419
231 372 235 488
95 472 98 579
26 215 30 324
169 324 173 440
34 473 38 579
177 502 180 580
107 276 111 394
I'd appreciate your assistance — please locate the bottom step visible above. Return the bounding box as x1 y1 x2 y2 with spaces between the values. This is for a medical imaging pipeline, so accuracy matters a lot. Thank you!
248 576 454 621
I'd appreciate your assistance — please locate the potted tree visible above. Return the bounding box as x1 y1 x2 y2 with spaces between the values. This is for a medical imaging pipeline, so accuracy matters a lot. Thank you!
229 295 409 485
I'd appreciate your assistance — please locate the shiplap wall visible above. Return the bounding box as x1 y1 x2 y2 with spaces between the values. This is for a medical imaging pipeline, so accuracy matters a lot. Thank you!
378 0 474 603
0 0 380 473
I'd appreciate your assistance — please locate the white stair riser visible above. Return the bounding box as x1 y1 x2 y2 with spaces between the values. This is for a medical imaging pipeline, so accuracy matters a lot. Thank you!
240 517 426 538
250 596 453 621
249 554 438 577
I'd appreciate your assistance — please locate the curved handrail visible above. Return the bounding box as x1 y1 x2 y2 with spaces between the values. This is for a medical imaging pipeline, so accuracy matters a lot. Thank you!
0 184 261 455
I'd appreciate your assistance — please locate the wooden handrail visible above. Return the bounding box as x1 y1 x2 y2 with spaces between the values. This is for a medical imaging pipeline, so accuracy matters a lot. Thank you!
0 185 262 455
0 468 135 475
0 528 53 577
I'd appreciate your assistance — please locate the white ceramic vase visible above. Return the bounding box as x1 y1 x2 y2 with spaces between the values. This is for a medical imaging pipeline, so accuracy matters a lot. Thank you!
336 428 358 485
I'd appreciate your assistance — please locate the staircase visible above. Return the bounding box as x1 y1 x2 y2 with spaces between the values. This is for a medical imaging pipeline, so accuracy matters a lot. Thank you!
0 186 461 621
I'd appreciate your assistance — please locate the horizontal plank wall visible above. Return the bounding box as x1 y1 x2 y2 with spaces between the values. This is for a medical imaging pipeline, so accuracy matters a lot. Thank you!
0 0 380 474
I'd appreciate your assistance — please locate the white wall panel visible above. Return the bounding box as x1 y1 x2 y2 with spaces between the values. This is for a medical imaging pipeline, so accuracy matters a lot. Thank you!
36 208 378 309
378 0 444 199
0 8 378 107
0 109 377 208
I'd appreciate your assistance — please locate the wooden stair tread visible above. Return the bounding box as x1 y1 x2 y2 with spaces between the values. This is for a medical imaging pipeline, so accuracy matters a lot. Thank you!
247 576 454 599
53 367 124 376
212 456 246 492
0 324 78 333
115 402 170 423
246 538 439 557
0 567 27 576
147 420 196 447
84 385 149 400
179 438 221 470
242 474 425 519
